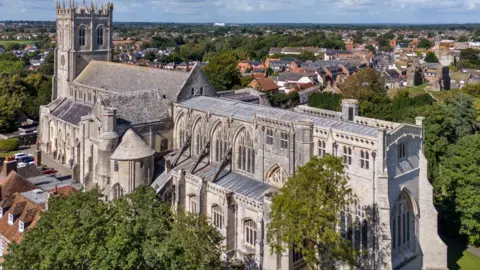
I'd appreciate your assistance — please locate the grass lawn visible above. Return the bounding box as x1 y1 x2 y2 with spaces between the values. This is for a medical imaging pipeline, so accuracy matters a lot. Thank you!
405 84 428 96
0 40 35 46
446 237 480 270
0 150 19 158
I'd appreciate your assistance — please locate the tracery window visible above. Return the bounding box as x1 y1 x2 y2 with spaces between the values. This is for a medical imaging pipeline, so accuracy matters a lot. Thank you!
79 26 86 46
211 205 224 229
360 150 370 169
163 185 176 206
339 198 369 254
237 129 255 174
177 115 188 148
391 191 416 257
343 146 352 165
318 140 326 157
112 183 123 200
97 26 104 46
193 120 207 155
213 124 229 162
244 219 257 247
267 165 288 187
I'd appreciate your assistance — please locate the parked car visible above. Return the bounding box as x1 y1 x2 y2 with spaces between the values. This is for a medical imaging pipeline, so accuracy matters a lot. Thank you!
43 169 55 175
14 153 26 161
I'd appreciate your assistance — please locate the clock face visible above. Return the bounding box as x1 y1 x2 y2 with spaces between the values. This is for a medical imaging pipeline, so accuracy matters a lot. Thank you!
61 55 65 67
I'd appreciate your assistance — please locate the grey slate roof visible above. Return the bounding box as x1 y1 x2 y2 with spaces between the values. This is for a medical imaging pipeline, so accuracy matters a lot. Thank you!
50 99 92 126
73 61 190 98
166 159 276 203
214 172 276 202
111 129 155 160
101 91 171 125
179 96 378 137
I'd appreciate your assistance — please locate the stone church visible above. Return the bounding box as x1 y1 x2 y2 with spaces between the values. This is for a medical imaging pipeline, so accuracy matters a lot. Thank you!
38 2 447 269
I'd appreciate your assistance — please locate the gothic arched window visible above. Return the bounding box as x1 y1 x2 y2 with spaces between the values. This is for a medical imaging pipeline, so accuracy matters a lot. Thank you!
267 165 288 188
112 183 123 200
213 123 229 162
339 197 369 254
97 26 104 46
79 26 86 47
193 119 206 156
391 191 416 257
236 129 255 174
177 115 188 148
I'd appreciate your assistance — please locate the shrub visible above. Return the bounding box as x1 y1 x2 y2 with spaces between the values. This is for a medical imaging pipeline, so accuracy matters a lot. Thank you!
0 138 20 152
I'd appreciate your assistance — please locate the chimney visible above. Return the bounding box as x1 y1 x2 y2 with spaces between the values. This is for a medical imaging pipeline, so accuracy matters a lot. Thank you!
2 157 17 177
34 140 42 166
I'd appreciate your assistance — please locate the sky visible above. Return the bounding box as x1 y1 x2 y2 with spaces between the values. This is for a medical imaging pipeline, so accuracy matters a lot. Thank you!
1 0 480 24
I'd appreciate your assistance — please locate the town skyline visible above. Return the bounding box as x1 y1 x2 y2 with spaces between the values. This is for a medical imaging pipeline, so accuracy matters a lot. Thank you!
2 0 480 24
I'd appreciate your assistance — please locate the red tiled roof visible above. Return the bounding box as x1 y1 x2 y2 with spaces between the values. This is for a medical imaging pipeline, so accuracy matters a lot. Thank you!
0 193 42 244
255 78 279 92
0 171 36 201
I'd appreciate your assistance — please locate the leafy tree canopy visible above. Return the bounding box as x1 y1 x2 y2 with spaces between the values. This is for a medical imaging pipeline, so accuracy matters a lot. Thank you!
203 51 241 91
267 155 356 269
435 134 480 246
424 51 439 63
3 187 223 270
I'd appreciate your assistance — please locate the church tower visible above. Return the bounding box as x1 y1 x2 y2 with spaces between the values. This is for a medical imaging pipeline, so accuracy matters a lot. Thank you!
53 1 114 100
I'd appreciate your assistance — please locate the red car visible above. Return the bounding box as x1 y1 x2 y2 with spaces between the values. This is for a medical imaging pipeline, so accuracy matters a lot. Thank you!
43 169 55 175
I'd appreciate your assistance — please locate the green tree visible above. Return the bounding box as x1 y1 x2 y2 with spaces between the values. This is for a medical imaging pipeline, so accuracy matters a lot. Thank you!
308 92 342 111
435 135 480 246
457 48 480 69
267 155 356 269
297 50 316 61
339 68 389 117
204 51 241 91
365 44 376 54
417 38 432 49
457 35 469 42
3 187 223 270
424 52 439 63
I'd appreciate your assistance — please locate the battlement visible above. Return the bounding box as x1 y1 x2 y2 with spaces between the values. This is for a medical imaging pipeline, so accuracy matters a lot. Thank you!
56 0 113 16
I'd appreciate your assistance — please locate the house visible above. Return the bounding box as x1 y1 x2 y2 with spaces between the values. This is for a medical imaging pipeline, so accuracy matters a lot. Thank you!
288 60 303 72
324 50 353 60
0 186 77 261
268 48 283 56
238 60 252 74
297 85 320 104
269 58 297 72
450 72 470 89
249 77 279 92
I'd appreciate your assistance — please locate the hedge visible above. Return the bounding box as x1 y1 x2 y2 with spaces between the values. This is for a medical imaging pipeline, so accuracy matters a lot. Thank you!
0 138 20 152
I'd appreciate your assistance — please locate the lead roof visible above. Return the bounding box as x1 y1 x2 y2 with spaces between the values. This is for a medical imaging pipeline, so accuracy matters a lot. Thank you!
179 96 378 137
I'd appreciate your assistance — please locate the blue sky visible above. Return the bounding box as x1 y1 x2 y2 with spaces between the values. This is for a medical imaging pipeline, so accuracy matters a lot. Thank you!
1 0 480 23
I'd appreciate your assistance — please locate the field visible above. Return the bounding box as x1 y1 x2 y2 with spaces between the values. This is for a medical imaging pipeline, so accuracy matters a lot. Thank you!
0 40 35 46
